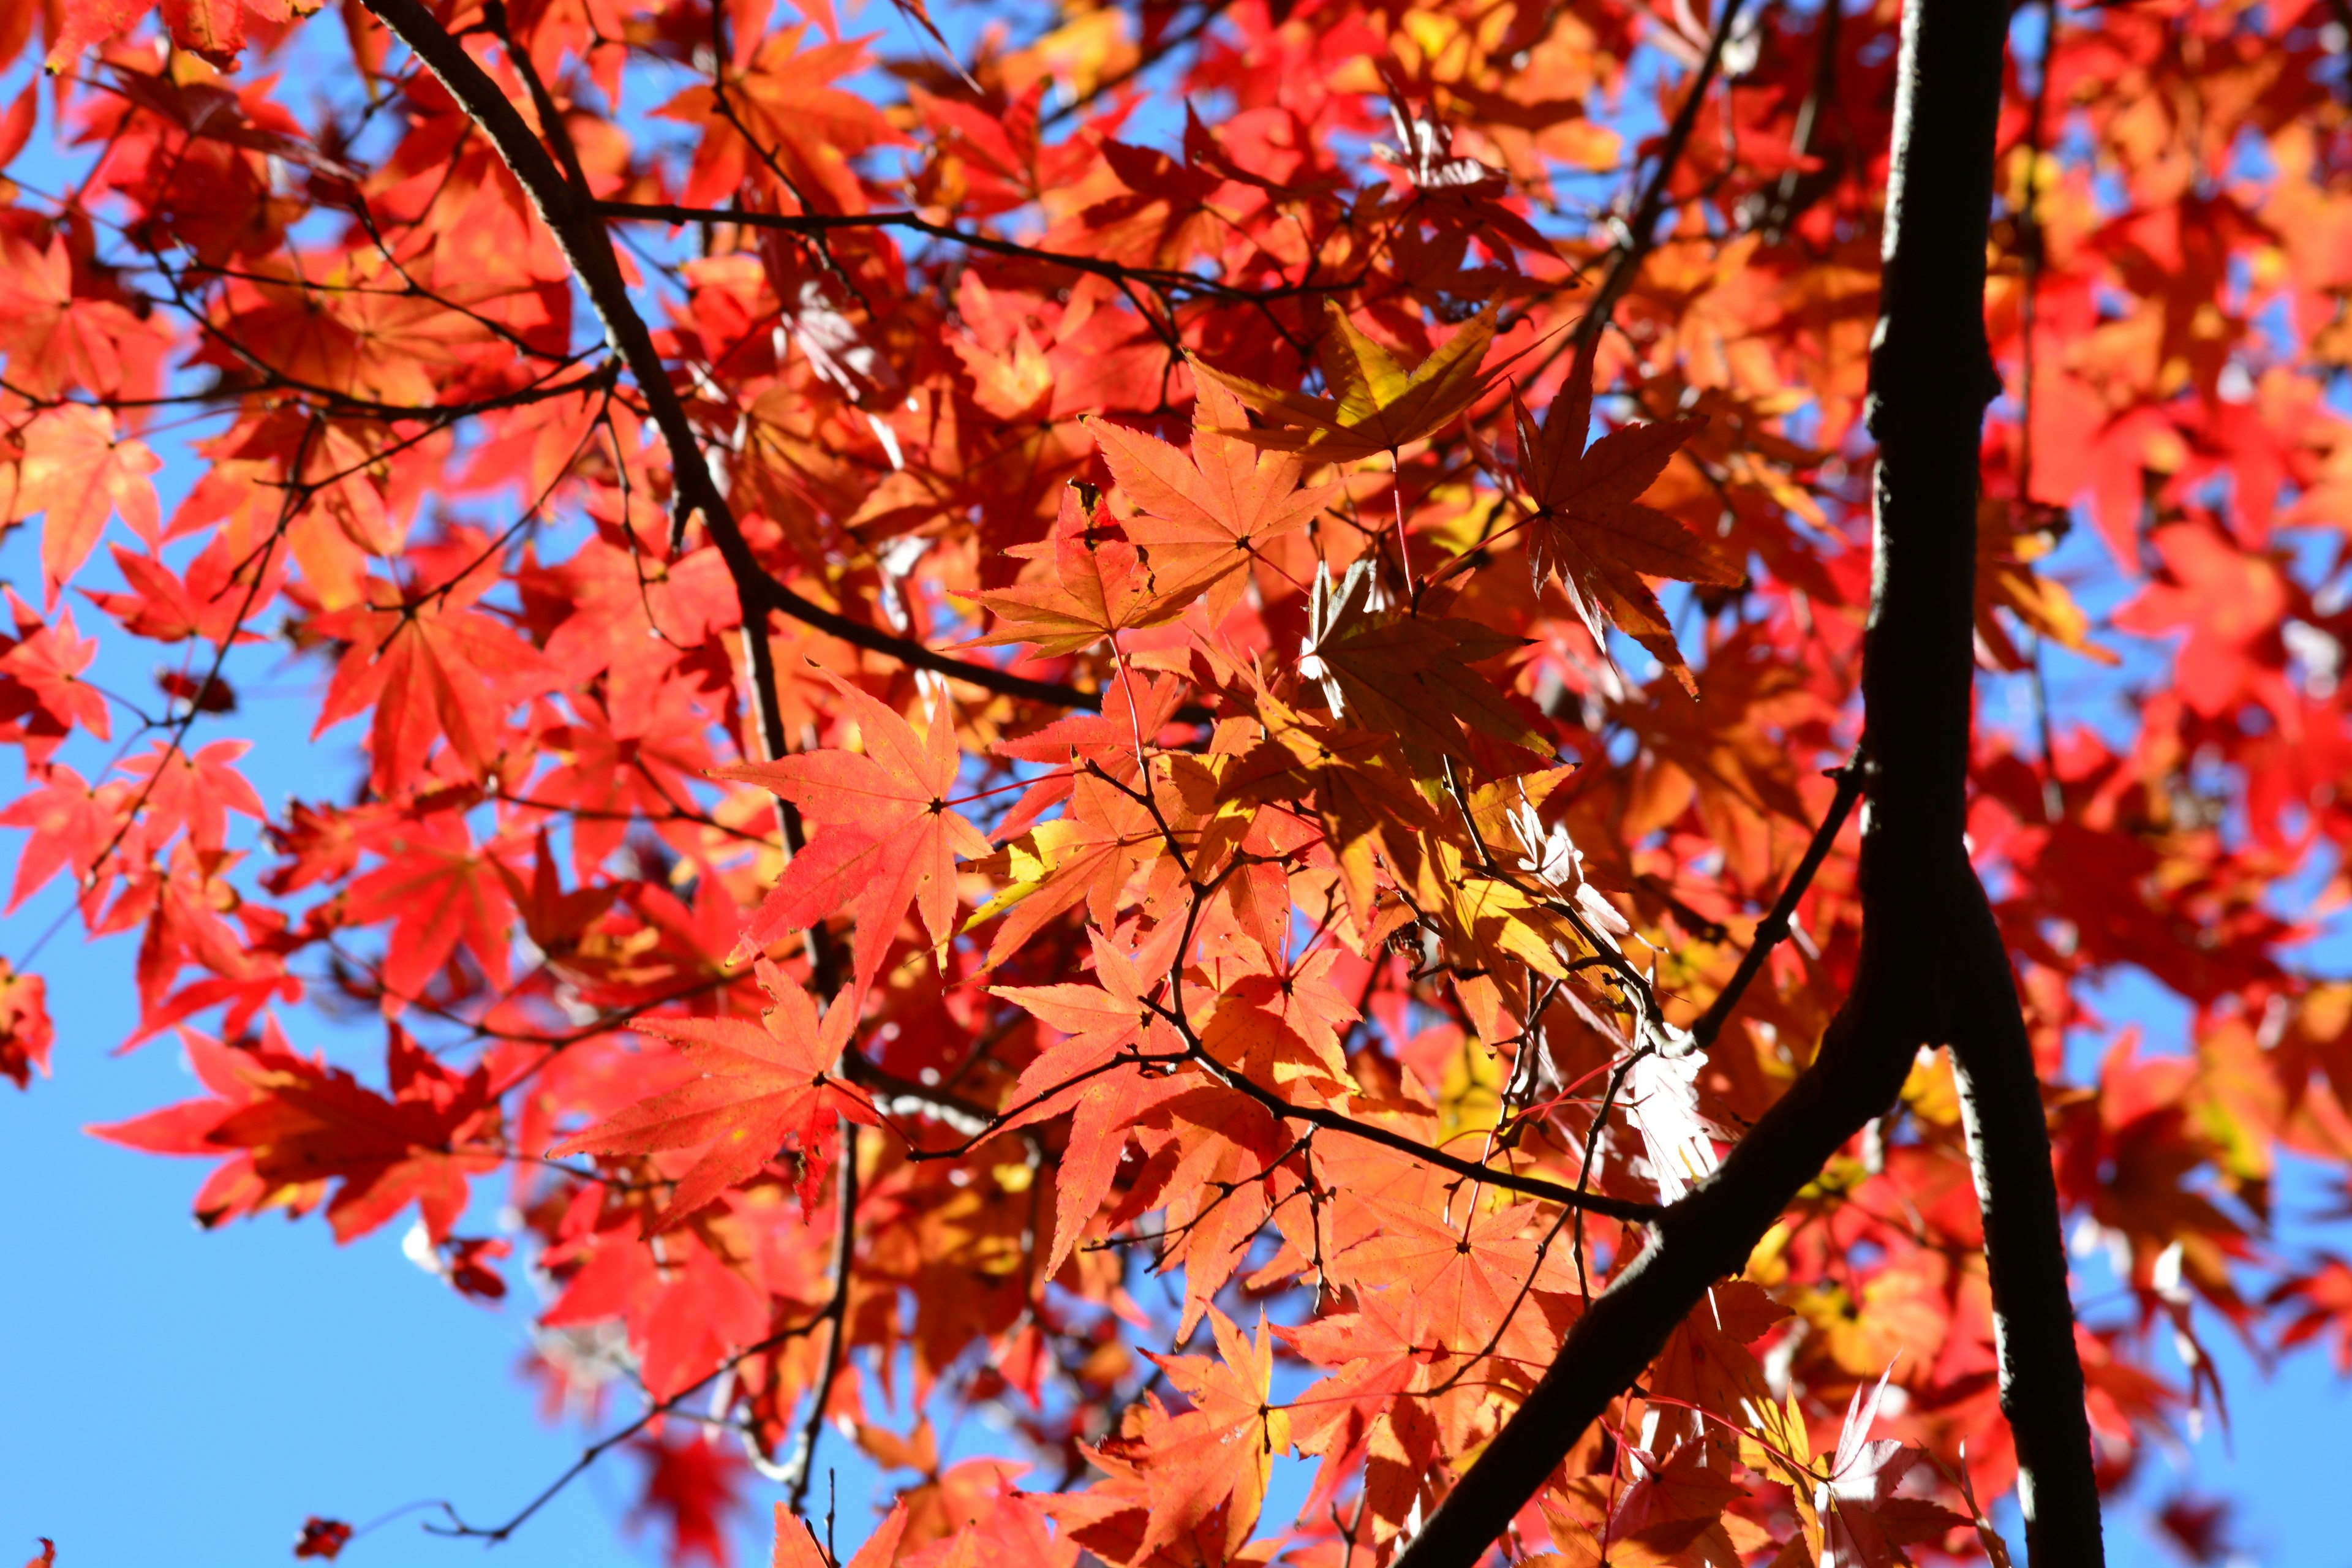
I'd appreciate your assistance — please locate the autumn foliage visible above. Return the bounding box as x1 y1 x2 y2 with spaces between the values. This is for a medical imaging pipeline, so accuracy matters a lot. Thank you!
5 0 2352 1562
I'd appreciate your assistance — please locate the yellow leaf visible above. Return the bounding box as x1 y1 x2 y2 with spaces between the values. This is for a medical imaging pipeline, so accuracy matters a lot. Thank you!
1189 300 1523 462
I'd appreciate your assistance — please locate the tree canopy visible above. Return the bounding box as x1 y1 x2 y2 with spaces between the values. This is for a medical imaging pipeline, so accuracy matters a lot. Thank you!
4 0 2351 1562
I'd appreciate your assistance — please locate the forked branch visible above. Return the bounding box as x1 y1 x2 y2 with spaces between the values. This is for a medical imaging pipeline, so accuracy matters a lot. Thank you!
1385 0 2104 1559
355 0 1100 716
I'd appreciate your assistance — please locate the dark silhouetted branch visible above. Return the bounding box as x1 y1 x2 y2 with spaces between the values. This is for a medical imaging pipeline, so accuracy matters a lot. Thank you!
598 199 1337 304
1385 0 2103 1561
1948 882 2103 1562
355 0 1102 716
778 1126 860 1513
1688 755 1864 1051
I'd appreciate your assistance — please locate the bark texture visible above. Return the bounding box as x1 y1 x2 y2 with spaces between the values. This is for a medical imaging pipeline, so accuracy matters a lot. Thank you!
1384 0 2105 1562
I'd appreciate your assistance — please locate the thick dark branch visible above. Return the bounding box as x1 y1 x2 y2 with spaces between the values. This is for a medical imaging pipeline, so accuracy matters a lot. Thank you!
1948 881 2103 1563
1871 1 2101 1550
1389 0 2103 1562
354 0 1101 717
1388 986 1917 1568
355 0 705 540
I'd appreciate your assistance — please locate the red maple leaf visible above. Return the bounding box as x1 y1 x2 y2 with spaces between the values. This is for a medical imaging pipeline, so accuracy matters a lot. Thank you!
0 764 124 911
714 668 992 990
0 609 113 743
92 1023 499 1242
551 958 876 1228
0 960 53 1090
116 739 265 855
626 1432 748 1568
292 1517 353 1561
50 0 305 67
314 586 552 795
337 814 518 1001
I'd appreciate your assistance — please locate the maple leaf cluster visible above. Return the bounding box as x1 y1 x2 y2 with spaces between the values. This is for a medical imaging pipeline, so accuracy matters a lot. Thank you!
4 0 2352 1564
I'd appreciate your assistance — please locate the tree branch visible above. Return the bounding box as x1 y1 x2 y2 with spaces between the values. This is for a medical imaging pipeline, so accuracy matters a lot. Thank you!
1755 0 1844 243
598 200 1337 304
428 1297 837 1542
1948 881 2103 1562
1687 755 1864 1052
743 576 1101 711
1185 1042 1664 1223
777 1125 859 1512
1038 0 1232 128
1570 0 1753 361
1871 0 2101 1548
1386 986 1916 1568
1385 0 2105 1561
353 0 1102 715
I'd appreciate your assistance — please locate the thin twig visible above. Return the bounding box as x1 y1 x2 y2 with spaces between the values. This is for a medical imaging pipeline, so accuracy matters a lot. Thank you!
1163 1016 1662 1223
598 200 1345 306
1572 1044 1647 1303
1038 1 1232 127
778 1126 860 1512
1686 754 1865 1052
427 1305 835 1542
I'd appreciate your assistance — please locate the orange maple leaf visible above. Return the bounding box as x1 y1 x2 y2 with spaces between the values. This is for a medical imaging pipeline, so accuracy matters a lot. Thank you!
1059 1308 1292 1568
660 26 903 214
1088 377 1336 623
967 483 1188 659
8 405 162 606
1510 356 1739 687
552 959 876 1229
715 667 993 990
0 232 157 401
990 922 1199 1275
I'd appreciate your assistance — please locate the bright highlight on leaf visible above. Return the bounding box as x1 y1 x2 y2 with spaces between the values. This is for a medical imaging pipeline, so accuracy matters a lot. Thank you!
1192 299 1523 462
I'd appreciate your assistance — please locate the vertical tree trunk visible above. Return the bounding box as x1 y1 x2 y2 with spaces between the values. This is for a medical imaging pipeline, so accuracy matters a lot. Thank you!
1950 884 2108 1564
1385 1 2105 1564
1869 0 2107 1559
